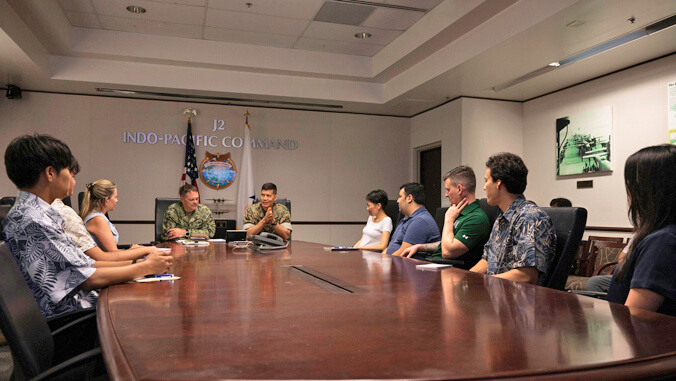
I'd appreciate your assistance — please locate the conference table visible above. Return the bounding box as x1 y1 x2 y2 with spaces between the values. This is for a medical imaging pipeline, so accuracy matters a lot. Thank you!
97 241 676 380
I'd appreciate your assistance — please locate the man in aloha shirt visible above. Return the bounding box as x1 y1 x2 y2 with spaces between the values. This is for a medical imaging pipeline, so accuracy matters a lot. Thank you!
243 182 292 240
162 184 216 241
470 152 556 285
3 134 171 318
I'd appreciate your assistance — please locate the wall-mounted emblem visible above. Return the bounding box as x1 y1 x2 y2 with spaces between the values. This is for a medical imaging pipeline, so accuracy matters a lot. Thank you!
199 151 237 190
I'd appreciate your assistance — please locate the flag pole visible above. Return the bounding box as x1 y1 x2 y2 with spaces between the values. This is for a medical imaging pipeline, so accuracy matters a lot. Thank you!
237 110 255 229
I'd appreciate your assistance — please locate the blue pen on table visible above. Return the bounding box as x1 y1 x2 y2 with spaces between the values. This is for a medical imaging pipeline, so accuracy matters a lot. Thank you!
145 274 174 278
333 246 349 249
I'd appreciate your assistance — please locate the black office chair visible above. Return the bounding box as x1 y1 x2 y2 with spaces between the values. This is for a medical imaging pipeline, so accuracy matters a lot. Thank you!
77 191 84 213
383 199 401 234
0 243 104 380
214 219 237 239
541 207 588 290
61 196 72 208
0 196 16 206
155 198 180 242
479 198 501 227
434 207 448 233
0 204 10 241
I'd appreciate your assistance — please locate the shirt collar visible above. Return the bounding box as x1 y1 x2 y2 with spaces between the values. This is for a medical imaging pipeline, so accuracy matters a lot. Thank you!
460 199 480 216
501 194 526 222
18 190 62 223
404 206 427 220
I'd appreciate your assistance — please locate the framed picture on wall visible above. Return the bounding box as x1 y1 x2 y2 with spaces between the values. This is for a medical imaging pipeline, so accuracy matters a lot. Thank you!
555 106 613 176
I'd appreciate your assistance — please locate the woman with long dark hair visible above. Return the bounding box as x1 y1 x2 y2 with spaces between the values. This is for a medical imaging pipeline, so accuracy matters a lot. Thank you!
607 144 676 316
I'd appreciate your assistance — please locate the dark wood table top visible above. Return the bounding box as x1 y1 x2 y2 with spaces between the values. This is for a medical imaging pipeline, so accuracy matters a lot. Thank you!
97 241 676 380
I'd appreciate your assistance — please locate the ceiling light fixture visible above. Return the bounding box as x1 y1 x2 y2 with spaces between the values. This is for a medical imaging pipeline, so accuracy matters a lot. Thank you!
95 88 344 109
126 5 146 14
355 32 371 39
492 13 676 92
335 0 427 13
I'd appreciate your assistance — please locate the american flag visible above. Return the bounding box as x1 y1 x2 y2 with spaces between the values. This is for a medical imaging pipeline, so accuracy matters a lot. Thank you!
181 119 199 190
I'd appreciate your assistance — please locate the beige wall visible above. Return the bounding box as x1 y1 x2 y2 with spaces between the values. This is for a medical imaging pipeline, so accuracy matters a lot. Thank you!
0 93 410 245
523 54 676 229
461 98 523 200
410 97 523 205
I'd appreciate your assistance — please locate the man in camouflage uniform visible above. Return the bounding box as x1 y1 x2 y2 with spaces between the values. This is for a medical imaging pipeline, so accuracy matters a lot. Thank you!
243 183 292 240
162 184 215 241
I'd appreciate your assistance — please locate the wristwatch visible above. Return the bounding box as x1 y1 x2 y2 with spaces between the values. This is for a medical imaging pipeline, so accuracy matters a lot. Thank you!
185 230 190 238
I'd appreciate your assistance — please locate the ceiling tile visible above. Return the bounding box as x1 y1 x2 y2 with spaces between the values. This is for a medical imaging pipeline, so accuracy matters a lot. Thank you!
58 0 96 13
313 1 375 26
65 11 102 28
204 27 298 48
150 0 208 6
92 0 205 25
363 7 423 30
208 0 324 20
206 8 309 36
99 16 203 39
295 37 384 56
303 21 401 45
384 0 443 11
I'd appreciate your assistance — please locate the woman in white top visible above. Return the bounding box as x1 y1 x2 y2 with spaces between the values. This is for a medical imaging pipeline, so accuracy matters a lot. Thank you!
354 189 393 251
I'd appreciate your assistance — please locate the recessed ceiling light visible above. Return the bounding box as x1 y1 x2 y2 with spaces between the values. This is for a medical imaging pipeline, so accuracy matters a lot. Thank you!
126 5 146 14
548 62 560 67
355 32 371 39
566 20 586 28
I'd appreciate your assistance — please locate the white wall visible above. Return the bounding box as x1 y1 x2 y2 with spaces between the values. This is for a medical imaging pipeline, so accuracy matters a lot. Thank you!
410 99 462 206
461 98 523 200
0 93 410 245
410 97 523 205
523 54 676 228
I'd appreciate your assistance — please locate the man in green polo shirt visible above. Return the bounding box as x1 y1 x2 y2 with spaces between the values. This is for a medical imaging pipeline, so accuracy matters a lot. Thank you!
402 165 491 269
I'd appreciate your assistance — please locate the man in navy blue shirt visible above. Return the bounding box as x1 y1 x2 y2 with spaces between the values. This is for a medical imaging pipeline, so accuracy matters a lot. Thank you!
385 183 440 256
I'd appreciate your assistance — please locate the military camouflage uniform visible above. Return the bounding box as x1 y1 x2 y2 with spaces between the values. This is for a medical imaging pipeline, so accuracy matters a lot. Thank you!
243 203 292 234
161 203 215 241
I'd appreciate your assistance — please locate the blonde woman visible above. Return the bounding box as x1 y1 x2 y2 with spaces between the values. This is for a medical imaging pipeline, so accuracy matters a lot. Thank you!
80 179 120 251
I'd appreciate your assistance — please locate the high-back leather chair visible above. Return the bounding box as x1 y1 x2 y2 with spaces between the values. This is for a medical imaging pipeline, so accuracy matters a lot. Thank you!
155 198 180 242
0 196 16 206
383 199 401 234
77 191 85 213
61 196 72 208
540 207 588 290
479 198 501 228
0 204 10 241
0 243 103 380
435 207 448 234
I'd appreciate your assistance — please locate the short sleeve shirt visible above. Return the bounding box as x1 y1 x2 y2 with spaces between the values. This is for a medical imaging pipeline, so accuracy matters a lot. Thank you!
482 195 556 286
51 198 97 253
242 203 292 233
3 191 98 318
358 216 393 248
162 203 216 240
431 200 491 269
607 225 676 317
386 206 441 254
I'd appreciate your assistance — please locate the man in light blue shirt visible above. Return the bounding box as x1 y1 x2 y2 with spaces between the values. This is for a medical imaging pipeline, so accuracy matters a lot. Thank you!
385 183 440 256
